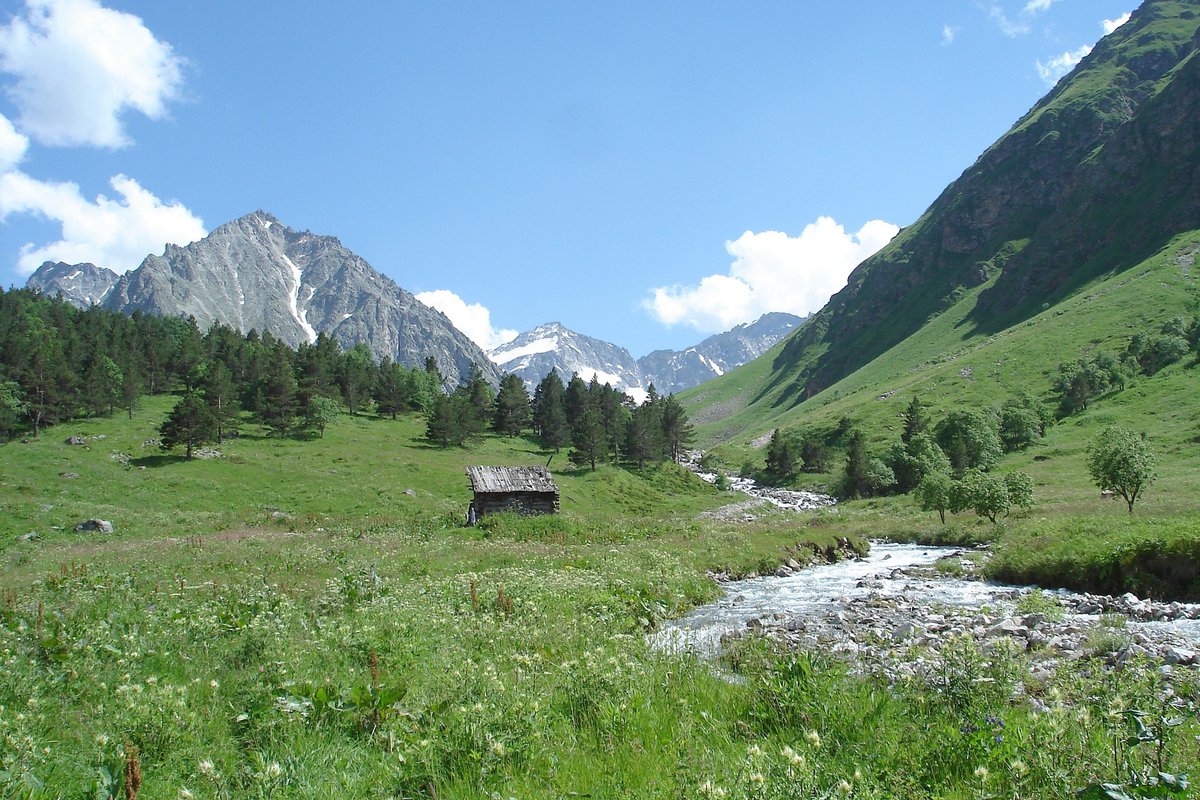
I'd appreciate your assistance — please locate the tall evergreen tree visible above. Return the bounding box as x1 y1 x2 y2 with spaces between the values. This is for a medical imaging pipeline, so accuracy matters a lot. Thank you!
492 373 531 437
623 399 664 469
659 394 695 463
337 342 376 415
532 370 570 452
202 360 240 442
425 393 473 448
257 345 299 436
373 357 409 420
564 373 590 436
842 428 872 499
569 408 607 471
83 353 123 417
120 353 142 419
901 396 926 444
455 363 494 435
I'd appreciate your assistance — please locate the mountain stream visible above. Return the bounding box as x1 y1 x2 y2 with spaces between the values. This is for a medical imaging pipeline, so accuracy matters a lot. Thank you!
665 461 1200 678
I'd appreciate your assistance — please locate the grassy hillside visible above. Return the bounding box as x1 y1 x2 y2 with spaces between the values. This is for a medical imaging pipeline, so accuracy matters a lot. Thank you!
2 397 1198 798
745 0 1200 403
689 231 1199 454
0 395 726 558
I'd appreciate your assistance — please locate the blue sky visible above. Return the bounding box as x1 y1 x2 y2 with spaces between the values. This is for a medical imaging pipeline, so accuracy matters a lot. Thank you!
0 0 1134 357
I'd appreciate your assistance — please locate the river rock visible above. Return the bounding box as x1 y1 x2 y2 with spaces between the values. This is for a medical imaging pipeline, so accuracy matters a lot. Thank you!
1164 647 1197 665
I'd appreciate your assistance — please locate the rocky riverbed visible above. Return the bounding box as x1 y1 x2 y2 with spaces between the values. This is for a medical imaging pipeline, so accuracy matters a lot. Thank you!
682 452 836 519
655 543 1200 683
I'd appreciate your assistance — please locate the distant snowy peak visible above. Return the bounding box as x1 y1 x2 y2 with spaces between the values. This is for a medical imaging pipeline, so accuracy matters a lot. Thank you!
489 322 645 394
488 313 805 398
637 312 806 394
26 261 120 309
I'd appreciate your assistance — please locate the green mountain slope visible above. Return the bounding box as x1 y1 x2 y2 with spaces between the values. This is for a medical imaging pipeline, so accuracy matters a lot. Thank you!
687 0 1200 446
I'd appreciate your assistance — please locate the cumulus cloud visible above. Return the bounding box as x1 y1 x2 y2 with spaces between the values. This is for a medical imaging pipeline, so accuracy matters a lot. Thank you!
414 289 519 352
1103 12 1132 35
1035 44 1092 86
941 25 959 46
0 0 185 148
0 171 206 274
0 113 29 171
643 217 899 334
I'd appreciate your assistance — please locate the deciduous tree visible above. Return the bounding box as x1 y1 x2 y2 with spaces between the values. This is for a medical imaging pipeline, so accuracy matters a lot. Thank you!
1086 425 1157 513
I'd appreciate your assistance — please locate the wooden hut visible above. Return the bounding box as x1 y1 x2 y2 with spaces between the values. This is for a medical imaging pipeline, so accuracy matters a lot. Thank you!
465 466 559 521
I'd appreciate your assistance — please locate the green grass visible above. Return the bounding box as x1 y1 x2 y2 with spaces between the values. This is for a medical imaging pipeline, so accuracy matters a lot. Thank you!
2 401 1198 797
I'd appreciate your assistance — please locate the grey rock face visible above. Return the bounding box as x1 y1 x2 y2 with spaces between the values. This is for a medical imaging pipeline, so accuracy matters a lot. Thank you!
100 211 500 388
26 261 119 308
637 312 805 394
489 321 645 394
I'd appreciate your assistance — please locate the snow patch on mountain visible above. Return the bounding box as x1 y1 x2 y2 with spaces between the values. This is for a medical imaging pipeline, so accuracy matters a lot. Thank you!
492 336 559 366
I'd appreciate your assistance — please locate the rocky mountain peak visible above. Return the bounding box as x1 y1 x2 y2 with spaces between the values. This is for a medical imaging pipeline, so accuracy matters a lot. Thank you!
92 211 501 388
26 261 120 309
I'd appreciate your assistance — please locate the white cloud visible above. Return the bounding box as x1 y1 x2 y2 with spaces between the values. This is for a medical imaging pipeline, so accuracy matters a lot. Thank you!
0 113 29 171
0 171 205 274
941 25 959 46
414 289 519 352
643 216 899 334
1035 44 1092 86
1022 0 1055 14
1102 12 1132 36
989 5 1029 37
0 0 184 148
989 0 1057 37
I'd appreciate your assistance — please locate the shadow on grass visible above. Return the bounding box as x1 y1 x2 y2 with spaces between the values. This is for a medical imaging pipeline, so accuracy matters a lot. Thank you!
129 454 188 468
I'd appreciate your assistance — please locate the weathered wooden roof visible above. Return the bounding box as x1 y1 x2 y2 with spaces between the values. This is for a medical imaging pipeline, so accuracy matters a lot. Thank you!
466 465 558 494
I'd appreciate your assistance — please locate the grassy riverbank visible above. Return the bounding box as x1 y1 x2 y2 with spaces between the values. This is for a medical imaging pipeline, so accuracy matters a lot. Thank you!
1 402 1198 798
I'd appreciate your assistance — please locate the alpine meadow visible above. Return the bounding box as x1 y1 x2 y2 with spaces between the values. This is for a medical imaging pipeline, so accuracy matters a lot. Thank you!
4 1 1200 799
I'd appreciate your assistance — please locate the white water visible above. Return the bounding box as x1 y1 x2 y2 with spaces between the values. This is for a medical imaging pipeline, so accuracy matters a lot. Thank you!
655 542 1200 655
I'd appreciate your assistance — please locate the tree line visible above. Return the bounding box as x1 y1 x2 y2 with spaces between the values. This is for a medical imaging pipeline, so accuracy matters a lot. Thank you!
0 287 442 443
0 288 696 473
425 366 694 471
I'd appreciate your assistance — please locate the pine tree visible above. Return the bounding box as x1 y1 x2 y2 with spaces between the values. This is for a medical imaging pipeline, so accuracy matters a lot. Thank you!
83 353 123 417
901 396 926 444
842 428 871 499
425 393 473 448
159 391 217 460
492 374 531 437
257 347 299 436
532 370 570 452
623 399 663 469
202 360 240 442
455 363 494 436
337 342 376 415
373 358 408 420
569 408 607 471
764 428 799 482
659 394 695 463
564 373 590 436
120 354 142 419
